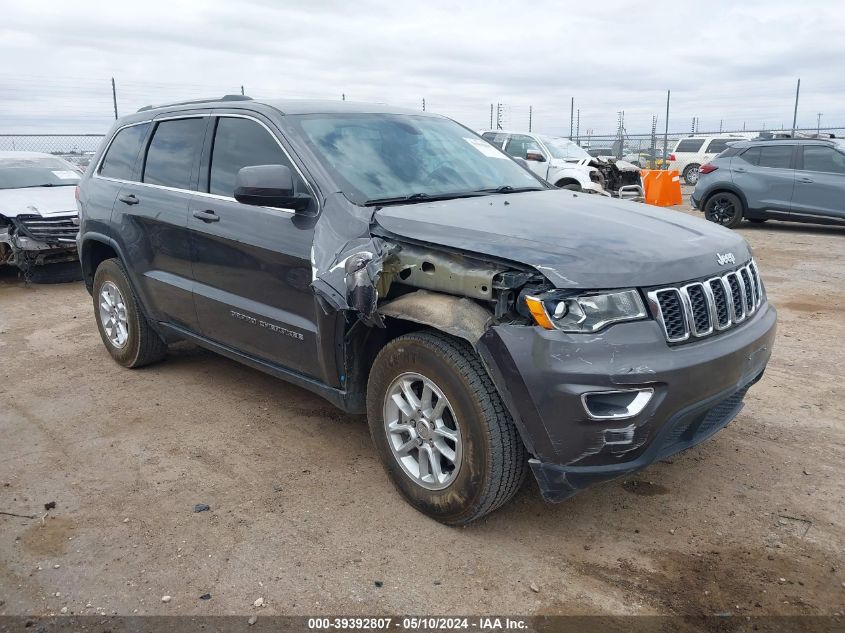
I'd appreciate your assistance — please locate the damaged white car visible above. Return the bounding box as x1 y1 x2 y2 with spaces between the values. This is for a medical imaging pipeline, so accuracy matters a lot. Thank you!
0 152 82 282
481 131 643 200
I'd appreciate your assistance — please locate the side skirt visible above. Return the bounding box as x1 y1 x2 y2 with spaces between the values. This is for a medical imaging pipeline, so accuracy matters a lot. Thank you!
159 322 365 414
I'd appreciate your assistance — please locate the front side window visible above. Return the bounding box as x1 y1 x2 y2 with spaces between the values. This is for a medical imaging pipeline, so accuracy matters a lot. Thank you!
143 118 206 190
209 117 296 197
100 123 149 180
504 135 543 159
0 155 81 190
539 136 591 161
675 139 705 153
802 145 845 174
757 145 793 169
291 114 543 205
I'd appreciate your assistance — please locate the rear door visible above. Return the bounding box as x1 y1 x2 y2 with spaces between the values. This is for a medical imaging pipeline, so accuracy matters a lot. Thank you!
188 113 322 377
111 112 209 330
730 144 795 215
791 144 845 221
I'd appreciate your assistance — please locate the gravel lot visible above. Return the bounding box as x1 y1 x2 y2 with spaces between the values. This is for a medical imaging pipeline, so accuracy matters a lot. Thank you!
1 201 844 617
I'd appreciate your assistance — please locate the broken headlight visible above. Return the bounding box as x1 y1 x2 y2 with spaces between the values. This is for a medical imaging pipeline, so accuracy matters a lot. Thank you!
524 289 646 333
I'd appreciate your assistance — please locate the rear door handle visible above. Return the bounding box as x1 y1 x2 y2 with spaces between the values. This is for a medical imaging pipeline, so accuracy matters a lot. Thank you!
799 176 814 183
192 209 220 223
733 167 747 173
118 193 139 205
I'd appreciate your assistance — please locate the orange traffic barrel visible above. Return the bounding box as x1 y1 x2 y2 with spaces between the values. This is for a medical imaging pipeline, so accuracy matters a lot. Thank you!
640 170 683 207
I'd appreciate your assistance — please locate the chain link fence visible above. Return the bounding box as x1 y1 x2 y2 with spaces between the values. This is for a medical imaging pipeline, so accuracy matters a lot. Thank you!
0 134 105 169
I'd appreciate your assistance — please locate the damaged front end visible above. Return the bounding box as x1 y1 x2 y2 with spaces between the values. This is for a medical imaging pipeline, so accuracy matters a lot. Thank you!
583 157 644 200
0 213 80 275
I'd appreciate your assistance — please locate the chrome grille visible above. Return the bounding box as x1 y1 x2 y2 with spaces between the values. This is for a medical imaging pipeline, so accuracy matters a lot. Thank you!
17 213 79 244
648 260 765 344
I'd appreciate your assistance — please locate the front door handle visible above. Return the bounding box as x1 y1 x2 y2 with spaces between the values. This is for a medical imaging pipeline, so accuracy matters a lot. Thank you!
799 176 814 183
192 209 220 223
118 193 139 205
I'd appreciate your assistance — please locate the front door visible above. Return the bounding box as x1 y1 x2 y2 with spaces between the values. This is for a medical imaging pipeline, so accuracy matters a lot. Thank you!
189 114 321 378
792 144 845 221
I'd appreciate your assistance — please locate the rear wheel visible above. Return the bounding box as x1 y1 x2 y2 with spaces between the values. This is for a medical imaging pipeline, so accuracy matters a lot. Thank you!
93 258 167 368
704 192 744 228
683 163 701 185
367 331 527 525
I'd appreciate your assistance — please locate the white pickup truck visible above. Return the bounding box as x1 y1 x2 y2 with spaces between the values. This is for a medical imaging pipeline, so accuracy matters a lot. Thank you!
481 131 643 199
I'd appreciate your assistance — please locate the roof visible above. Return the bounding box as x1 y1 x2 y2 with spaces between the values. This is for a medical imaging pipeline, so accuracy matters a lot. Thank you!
136 94 431 117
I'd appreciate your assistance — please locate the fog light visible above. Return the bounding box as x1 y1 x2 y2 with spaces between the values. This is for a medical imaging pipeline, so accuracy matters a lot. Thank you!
581 388 654 420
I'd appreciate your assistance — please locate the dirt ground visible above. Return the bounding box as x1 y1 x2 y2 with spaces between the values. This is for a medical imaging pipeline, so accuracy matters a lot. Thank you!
1 199 844 618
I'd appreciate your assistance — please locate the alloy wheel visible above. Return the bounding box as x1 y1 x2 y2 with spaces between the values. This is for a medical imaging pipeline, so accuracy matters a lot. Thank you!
383 372 462 490
708 196 738 225
98 281 129 348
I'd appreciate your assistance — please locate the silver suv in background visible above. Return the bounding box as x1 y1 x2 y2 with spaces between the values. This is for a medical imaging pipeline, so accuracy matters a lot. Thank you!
691 137 845 228
669 134 753 185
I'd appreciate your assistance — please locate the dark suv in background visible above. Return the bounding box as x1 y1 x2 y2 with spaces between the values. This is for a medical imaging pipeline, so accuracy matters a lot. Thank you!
77 96 776 524
692 137 845 228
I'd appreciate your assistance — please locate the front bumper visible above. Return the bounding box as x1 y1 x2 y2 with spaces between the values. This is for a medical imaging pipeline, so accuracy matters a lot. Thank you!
478 302 776 502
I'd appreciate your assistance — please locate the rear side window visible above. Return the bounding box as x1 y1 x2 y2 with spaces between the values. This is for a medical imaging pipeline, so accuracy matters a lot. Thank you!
481 132 507 149
209 117 295 197
757 145 793 169
143 118 206 189
674 139 705 153
802 145 845 174
99 123 149 180
705 138 735 153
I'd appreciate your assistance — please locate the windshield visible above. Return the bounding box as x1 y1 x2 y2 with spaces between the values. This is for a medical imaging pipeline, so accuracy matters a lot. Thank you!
291 114 545 205
0 156 81 190
539 136 591 161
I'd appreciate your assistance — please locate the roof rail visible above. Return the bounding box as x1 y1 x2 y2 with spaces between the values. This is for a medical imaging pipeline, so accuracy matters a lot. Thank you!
137 94 252 113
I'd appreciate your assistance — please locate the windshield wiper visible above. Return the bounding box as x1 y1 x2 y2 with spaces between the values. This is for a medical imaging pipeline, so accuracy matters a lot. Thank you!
477 185 545 194
363 191 486 207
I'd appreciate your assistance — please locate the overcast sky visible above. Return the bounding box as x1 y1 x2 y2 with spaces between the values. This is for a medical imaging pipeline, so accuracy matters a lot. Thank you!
1 0 844 136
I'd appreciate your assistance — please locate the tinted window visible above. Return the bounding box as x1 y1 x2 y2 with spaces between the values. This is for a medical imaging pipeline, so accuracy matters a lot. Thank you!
143 118 206 189
738 147 761 165
706 138 736 153
100 123 149 180
675 139 705 153
209 117 293 197
504 134 542 159
758 145 793 169
481 132 507 149
802 145 845 174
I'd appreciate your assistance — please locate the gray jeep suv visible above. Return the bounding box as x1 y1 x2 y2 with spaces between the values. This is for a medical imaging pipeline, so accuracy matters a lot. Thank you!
77 96 776 524
692 137 845 228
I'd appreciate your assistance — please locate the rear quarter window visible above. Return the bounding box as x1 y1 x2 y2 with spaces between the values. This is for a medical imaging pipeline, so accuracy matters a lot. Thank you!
674 139 705 153
99 123 150 180
481 132 507 149
705 138 735 153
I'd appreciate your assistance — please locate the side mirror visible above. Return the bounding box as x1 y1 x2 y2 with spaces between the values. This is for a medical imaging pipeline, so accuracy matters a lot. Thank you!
234 165 311 212
525 150 546 162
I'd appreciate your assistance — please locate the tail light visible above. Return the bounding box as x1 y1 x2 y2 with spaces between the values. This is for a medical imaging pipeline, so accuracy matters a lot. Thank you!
668 153 676 161
699 163 718 175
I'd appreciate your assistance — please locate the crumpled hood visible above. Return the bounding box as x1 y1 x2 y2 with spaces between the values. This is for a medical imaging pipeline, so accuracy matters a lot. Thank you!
0 186 78 218
374 189 750 289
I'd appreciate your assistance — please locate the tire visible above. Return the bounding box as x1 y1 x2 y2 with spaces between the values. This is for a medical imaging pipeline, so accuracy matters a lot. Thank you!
367 331 527 525
748 218 767 224
682 163 701 186
556 181 582 192
28 261 84 284
704 192 744 229
92 258 167 368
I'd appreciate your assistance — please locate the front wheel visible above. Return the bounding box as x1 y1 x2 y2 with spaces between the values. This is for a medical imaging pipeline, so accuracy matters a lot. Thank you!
704 192 744 228
93 258 167 368
367 332 527 525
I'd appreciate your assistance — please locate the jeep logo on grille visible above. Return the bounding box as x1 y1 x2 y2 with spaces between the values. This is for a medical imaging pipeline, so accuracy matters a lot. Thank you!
716 252 736 266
